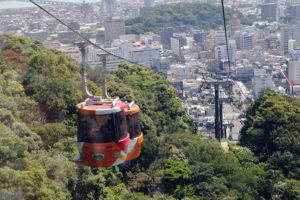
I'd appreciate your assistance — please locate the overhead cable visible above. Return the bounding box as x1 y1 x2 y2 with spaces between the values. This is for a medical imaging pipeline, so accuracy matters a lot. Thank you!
29 0 148 68
220 0 231 82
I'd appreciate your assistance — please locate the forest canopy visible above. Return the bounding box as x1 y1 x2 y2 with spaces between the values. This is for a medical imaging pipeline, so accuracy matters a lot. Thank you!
125 2 253 34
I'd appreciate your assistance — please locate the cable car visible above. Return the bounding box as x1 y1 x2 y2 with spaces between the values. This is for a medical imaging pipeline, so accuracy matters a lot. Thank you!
75 98 130 168
125 102 143 161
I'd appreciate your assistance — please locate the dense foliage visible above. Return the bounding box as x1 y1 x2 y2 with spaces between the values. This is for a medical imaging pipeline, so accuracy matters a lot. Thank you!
125 2 253 34
240 90 300 180
0 35 299 200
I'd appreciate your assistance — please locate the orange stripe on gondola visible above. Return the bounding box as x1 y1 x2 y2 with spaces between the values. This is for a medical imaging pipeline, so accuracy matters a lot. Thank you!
76 103 96 115
125 107 139 115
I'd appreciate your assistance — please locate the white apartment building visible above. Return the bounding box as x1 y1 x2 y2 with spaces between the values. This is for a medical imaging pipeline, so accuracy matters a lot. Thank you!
131 42 162 67
87 38 162 70
215 40 237 62
87 40 133 71
288 49 300 85
253 75 273 96
171 36 181 56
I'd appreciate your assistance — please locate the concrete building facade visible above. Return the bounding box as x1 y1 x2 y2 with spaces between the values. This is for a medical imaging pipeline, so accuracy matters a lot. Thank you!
104 17 125 42
288 49 300 85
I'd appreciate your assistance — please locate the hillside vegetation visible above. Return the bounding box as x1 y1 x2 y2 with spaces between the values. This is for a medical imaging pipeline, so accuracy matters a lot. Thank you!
0 35 299 200
125 2 253 34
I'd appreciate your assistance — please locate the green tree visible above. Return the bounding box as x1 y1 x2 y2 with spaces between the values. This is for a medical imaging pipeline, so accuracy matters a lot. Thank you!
239 90 300 180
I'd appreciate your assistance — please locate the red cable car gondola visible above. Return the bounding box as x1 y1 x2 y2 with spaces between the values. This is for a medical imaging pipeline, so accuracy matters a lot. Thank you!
74 43 142 168
75 98 130 167
125 102 143 161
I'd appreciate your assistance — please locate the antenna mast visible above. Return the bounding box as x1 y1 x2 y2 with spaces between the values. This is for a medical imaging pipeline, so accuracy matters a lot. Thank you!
233 0 237 23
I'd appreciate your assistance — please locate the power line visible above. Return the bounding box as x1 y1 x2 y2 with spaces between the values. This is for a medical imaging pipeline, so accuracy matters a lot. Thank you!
29 0 149 68
220 0 231 82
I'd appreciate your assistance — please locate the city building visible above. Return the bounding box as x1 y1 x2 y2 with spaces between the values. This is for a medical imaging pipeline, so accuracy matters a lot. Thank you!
287 3 300 19
131 39 162 67
193 30 209 44
24 31 48 41
144 0 154 8
171 36 181 56
253 75 273 96
87 40 133 71
104 16 125 43
288 49 300 85
261 3 277 21
214 40 237 62
68 21 80 30
240 32 254 50
281 25 290 54
289 23 300 46
152 57 170 72
171 34 187 56
235 31 253 50
210 30 230 45
160 27 174 49
288 39 297 53
170 64 191 80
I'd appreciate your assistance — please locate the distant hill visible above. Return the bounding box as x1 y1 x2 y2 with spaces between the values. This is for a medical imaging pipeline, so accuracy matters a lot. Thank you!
125 2 253 34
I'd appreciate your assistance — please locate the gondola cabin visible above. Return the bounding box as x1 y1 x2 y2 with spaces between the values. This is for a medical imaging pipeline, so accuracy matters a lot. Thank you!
75 98 130 168
125 102 143 161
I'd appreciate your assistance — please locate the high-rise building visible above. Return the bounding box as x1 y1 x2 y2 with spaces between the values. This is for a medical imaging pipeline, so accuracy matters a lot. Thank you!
289 23 300 46
261 3 277 20
193 30 209 44
104 17 125 43
176 24 187 33
253 75 273 96
144 0 154 8
228 40 237 62
287 3 300 19
240 33 253 50
288 39 297 53
171 37 181 56
281 25 290 54
234 31 253 50
171 34 187 56
152 58 170 72
211 30 230 45
160 27 173 49
102 0 115 16
214 40 237 62
288 49 300 85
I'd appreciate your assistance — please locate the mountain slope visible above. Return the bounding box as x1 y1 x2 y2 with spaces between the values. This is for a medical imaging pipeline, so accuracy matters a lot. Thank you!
126 2 253 34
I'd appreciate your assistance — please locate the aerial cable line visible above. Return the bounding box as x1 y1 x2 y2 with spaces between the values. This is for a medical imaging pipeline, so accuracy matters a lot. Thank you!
220 0 231 82
219 0 248 99
29 0 148 68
